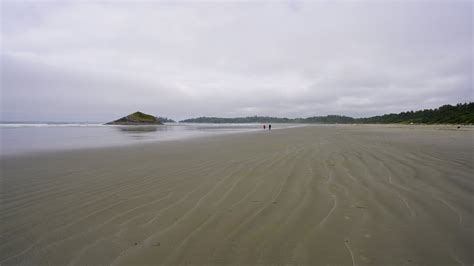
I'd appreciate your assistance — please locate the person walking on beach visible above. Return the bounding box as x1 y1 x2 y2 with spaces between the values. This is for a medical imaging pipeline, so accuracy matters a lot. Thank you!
269 124 272 130
263 124 266 130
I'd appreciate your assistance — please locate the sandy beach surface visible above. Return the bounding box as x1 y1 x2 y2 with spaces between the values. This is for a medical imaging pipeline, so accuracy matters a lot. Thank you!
1 125 473 265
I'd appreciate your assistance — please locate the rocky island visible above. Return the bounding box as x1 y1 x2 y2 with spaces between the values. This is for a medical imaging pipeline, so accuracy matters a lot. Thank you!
105 111 163 125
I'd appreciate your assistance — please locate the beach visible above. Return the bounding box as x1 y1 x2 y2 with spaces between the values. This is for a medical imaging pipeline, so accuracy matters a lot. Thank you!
1 125 473 265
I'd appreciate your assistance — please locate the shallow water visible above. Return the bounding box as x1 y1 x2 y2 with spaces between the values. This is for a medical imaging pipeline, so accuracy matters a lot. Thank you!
0 123 298 156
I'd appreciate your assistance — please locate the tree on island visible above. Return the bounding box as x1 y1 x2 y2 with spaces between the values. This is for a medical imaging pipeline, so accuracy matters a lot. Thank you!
106 111 164 125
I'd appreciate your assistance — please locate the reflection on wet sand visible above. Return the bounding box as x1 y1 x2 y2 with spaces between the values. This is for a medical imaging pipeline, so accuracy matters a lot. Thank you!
0 123 272 156
114 125 166 139
115 126 163 132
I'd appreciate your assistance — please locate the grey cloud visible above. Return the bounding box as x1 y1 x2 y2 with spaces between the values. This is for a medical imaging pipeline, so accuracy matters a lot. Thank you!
1 1 472 122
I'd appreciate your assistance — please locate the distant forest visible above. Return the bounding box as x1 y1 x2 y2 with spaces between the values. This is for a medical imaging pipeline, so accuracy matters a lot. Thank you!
180 102 474 124
157 117 176 123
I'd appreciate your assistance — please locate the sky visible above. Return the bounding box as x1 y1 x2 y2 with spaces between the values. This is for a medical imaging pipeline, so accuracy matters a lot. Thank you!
1 0 472 122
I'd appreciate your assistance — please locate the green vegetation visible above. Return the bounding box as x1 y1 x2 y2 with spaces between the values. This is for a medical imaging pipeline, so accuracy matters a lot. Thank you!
357 103 474 124
180 116 296 124
303 115 356 124
180 115 356 124
180 103 474 124
106 111 163 125
157 117 176 123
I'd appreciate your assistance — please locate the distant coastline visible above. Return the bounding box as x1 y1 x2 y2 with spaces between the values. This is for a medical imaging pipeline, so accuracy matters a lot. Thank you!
2 103 472 126
180 102 473 125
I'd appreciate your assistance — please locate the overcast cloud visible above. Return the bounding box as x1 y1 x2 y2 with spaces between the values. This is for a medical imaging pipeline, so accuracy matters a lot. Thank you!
1 0 472 122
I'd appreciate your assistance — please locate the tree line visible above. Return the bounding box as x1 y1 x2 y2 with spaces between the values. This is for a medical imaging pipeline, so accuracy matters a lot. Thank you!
179 102 474 124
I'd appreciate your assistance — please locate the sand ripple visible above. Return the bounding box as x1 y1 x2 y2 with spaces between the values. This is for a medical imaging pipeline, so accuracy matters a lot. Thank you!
1 125 473 265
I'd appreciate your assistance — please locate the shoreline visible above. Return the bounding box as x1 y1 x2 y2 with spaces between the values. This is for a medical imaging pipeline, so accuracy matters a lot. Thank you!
0 123 310 159
1 123 471 159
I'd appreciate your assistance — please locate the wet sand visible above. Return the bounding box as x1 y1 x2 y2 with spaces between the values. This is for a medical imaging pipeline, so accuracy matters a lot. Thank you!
1 125 473 265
